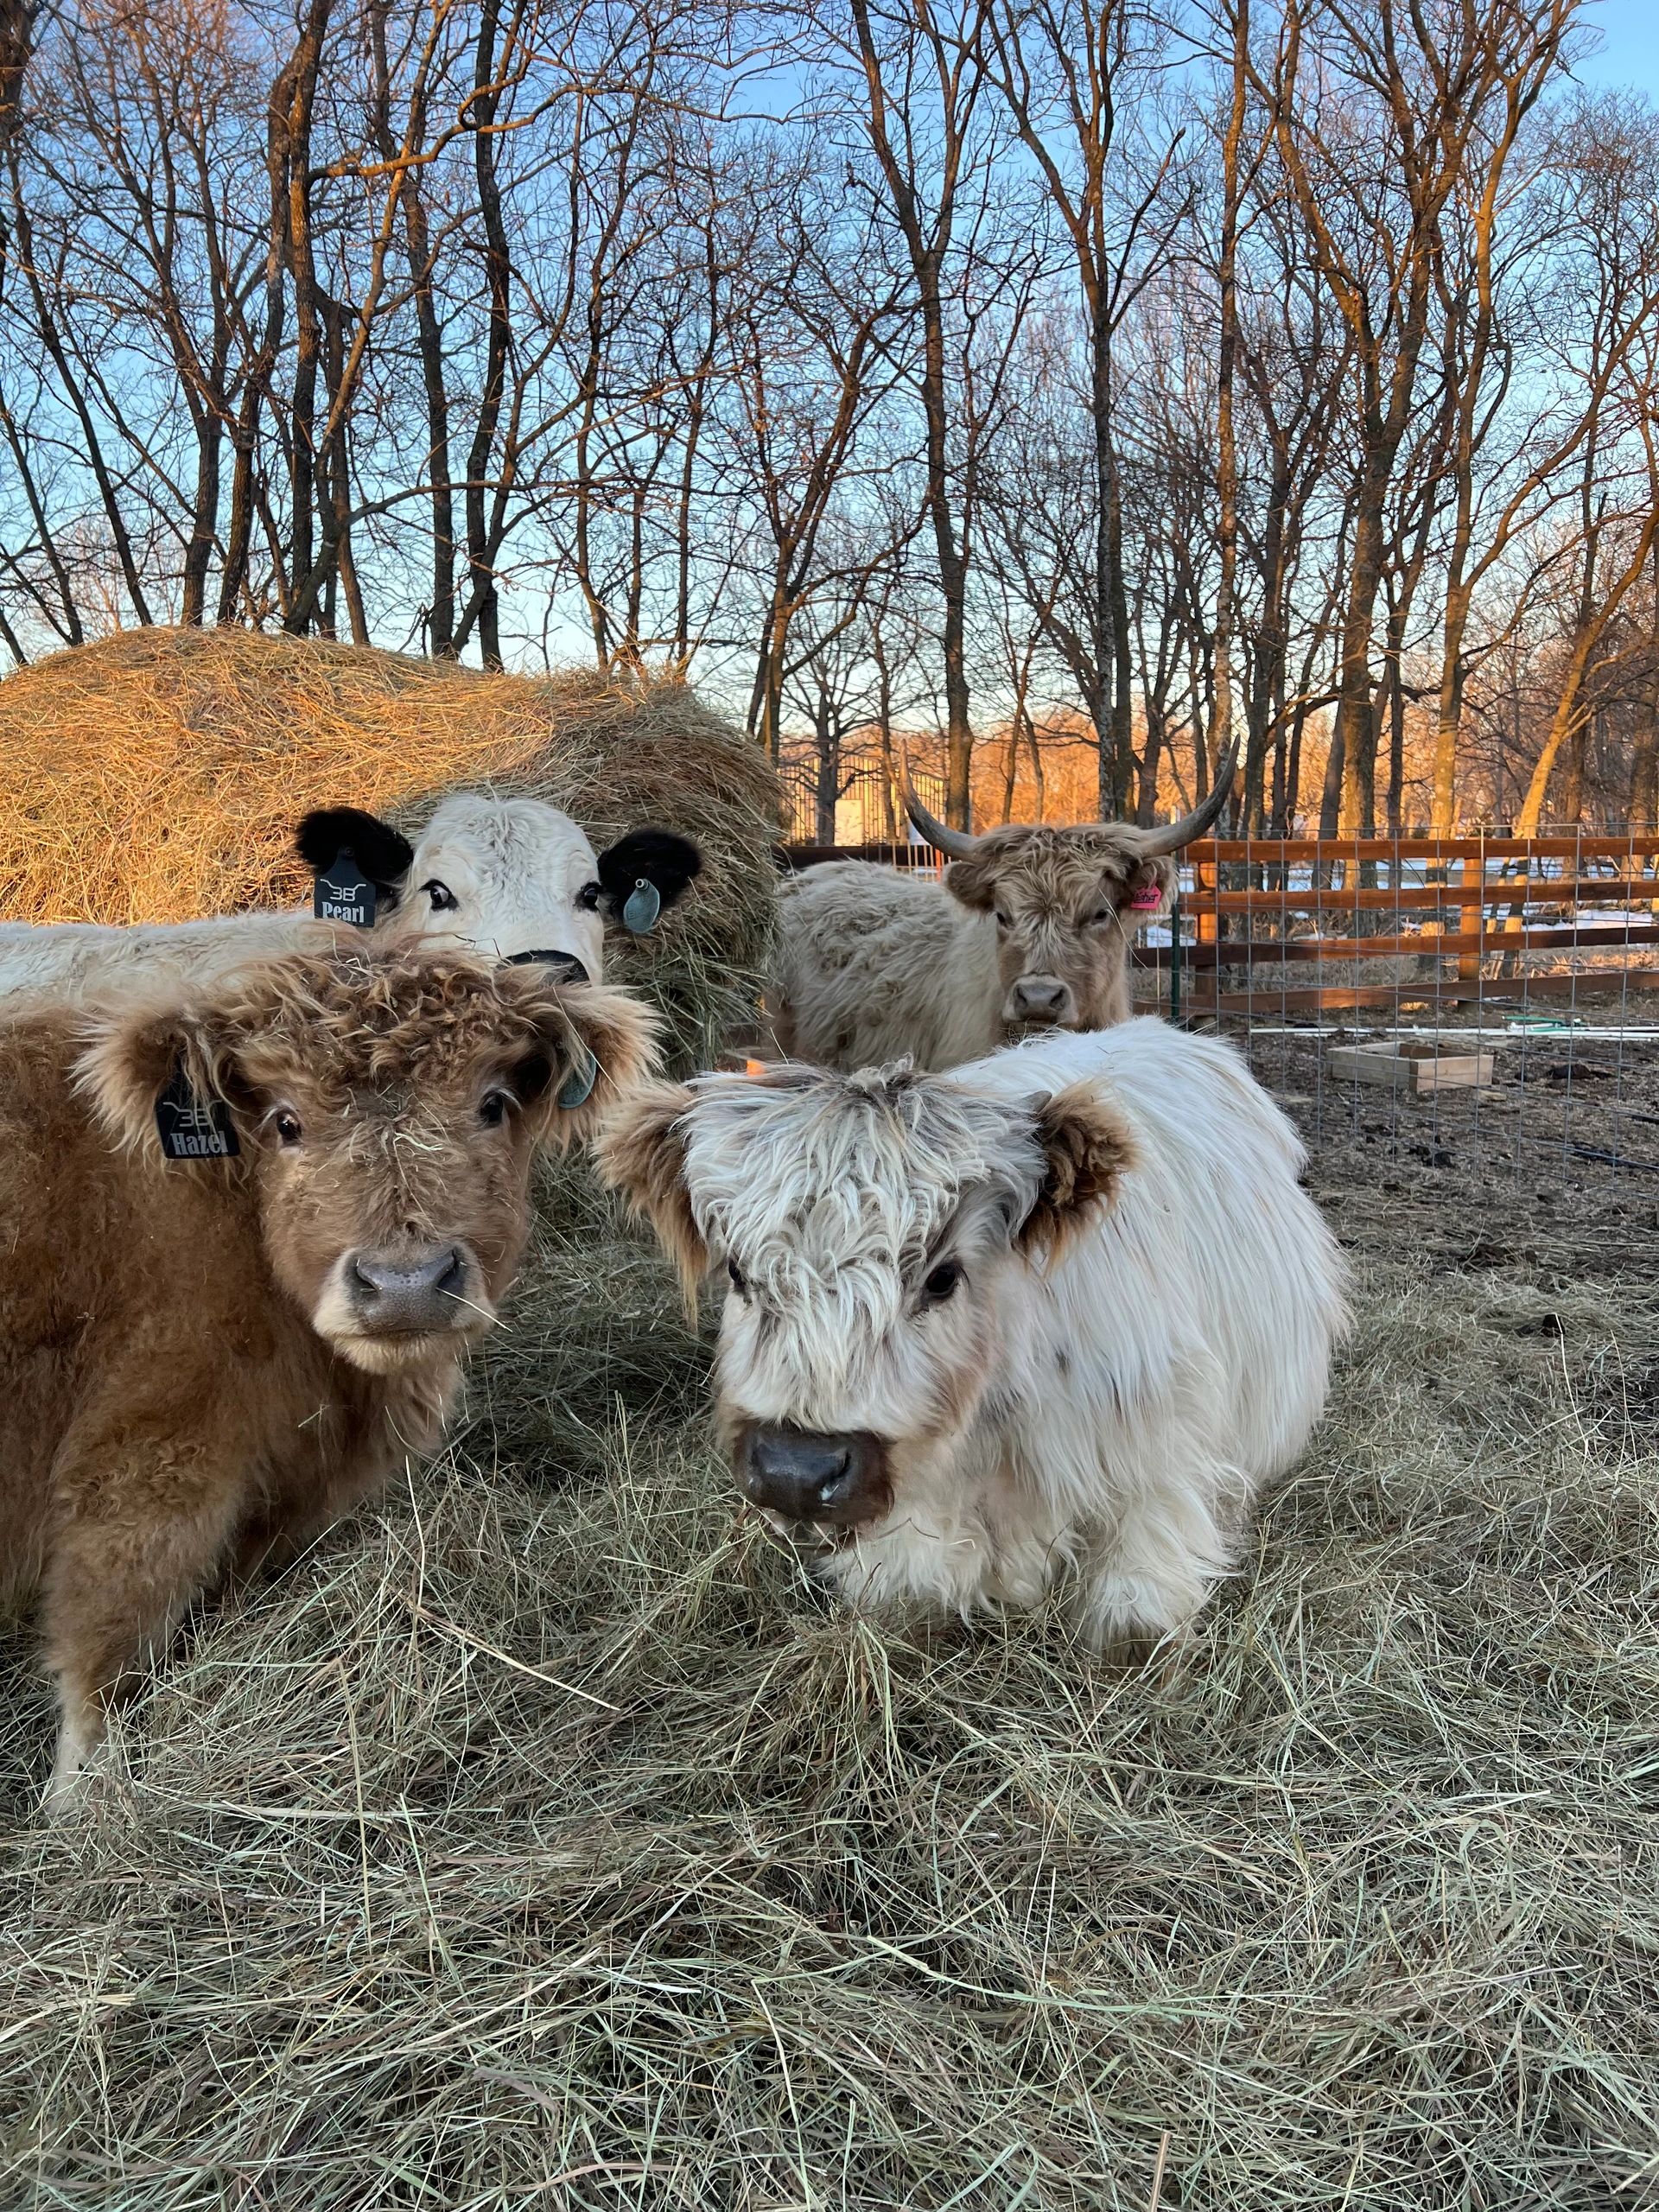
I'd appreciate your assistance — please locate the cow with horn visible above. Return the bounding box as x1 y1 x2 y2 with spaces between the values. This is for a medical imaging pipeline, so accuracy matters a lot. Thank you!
771 747 1236 1071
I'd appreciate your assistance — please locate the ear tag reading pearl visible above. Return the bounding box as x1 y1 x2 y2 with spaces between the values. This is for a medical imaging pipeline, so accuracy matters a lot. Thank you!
558 1049 597 1110
313 848 378 928
622 878 661 935
155 1062 239 1160
1129 882 1163 912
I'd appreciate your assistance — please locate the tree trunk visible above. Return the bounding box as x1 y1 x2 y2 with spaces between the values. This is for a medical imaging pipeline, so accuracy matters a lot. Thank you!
461 0 510 669
1211 0 1248 827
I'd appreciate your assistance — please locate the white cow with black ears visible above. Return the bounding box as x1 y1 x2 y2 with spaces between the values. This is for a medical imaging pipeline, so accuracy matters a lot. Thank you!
600 1018 1348 1649
0 797 701 999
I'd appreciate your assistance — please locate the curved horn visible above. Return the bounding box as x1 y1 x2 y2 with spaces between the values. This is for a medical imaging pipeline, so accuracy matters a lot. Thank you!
1138 741 1239 857
897 750 982 861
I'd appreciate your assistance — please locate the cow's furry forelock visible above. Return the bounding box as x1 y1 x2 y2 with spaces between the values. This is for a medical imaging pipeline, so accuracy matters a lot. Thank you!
78 944 657 1162
675 1062 1047 1421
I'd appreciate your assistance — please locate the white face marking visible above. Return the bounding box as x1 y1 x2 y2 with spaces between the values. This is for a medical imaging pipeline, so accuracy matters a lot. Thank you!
384 794 605 976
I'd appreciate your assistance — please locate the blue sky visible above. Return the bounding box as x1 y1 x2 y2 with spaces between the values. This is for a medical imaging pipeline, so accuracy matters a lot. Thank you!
1577 0 1659 99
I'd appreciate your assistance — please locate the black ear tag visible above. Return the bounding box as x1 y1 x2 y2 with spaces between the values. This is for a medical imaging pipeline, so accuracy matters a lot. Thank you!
622 878 661 935
155 1064 239 1160
558 1048 597 1110
313 847 378 928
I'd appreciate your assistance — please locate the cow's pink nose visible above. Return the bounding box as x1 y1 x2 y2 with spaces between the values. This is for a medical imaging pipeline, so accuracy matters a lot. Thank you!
1007 976 1074 1025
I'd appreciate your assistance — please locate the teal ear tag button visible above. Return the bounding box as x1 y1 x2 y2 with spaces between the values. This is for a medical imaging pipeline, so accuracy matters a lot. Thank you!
622 879 661 935
558 1050 596 1110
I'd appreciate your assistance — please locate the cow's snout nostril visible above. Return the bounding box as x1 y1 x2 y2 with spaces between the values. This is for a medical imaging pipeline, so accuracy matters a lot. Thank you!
346 1245 471 1332
1007 975 1074 1027
811 1446 853 1508
743 1426 885 1532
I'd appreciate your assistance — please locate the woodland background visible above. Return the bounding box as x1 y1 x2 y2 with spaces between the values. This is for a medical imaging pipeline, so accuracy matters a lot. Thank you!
1 0 1656 837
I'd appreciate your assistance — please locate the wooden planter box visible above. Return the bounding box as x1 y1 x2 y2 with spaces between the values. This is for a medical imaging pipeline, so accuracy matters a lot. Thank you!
1327 1039 1496 1095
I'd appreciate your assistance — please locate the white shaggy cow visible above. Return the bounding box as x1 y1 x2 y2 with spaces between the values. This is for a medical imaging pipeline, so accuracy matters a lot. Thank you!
0 796 701 1000
601 1018 1347 1647
771 752 1235 1071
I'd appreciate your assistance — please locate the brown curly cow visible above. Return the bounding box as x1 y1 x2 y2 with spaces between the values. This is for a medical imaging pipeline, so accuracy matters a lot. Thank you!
0 945 657 1809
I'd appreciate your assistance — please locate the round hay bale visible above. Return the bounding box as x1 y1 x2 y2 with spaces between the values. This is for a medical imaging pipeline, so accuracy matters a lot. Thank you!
0 627 781 1070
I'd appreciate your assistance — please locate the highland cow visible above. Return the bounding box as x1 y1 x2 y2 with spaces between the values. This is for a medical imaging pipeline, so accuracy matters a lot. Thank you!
0 795 701 1001
771 753 1234 1071
0 946 655 1807
601 1016 1346 1647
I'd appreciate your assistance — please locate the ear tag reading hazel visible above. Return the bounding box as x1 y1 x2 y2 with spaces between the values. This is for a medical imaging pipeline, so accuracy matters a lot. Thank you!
621 878 661 936
1129 882 1163 912
558 1048 597 1111
155 1063 239 1160
313 847 378 928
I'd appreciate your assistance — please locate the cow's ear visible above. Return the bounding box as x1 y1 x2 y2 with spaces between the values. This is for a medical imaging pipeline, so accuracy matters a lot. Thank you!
1014 1083 1136 1257
295 807 415 900
76 999 247 1164
593 1081 706 1302
1120 853 1177 919
941 853 1000 912
512 980 661 1150
594 829 703 927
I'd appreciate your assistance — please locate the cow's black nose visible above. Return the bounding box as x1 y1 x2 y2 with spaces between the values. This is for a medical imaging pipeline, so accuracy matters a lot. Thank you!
743 1426 887 1529
348 1245 468 1332
505 949 588 982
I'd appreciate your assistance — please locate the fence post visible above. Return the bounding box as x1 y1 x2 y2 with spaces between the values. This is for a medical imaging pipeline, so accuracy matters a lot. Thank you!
1169 891 1183 1025
1457 842 1482 983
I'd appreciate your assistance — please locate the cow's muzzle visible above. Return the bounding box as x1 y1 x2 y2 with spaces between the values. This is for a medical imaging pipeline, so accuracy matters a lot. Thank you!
342 1242 476 1335
1003 973 1077 1028
505 950 589 982
741 1425 889 1537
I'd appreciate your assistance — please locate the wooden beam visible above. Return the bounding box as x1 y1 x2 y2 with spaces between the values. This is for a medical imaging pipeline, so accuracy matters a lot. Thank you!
1177 970 1659 1015
1131 922 1659 970
1190 878 1652 914
1194 836 1659 863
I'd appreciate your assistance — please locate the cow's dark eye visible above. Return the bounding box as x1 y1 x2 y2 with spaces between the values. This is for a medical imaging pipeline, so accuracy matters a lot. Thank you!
727 1258 748 1297
479 1089 512 1127
994 909 1011 929
923 1259 962 1301
424 880 458 912
1092 906 1113 925
577 880 602 911
273 1109 302 1147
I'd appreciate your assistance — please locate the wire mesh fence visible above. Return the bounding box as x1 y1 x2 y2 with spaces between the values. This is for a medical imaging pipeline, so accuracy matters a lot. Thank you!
1131 831 1659 1185
778 760 947 859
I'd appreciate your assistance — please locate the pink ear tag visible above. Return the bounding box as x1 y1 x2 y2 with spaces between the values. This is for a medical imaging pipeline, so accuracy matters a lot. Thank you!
1129 884 1163 912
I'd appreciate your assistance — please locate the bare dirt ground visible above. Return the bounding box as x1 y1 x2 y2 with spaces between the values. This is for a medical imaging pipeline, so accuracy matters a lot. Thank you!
1249 1025 1659 1273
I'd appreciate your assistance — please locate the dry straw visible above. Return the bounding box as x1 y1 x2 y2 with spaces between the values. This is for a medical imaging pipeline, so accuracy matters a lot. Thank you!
1 1228 1654 2208
0 627 782 1068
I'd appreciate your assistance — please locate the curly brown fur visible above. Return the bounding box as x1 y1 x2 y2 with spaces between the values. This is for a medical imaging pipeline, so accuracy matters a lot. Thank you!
3 946 658 1809
1015 1082 1139 1258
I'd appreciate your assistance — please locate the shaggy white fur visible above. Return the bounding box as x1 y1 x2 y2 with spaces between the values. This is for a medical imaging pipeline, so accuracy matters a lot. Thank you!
630 1020 1349 1645
0 792 606 1001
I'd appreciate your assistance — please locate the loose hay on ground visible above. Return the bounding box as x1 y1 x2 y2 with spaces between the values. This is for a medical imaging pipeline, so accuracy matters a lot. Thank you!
2 1213 1655 2210
0 628 781 1067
